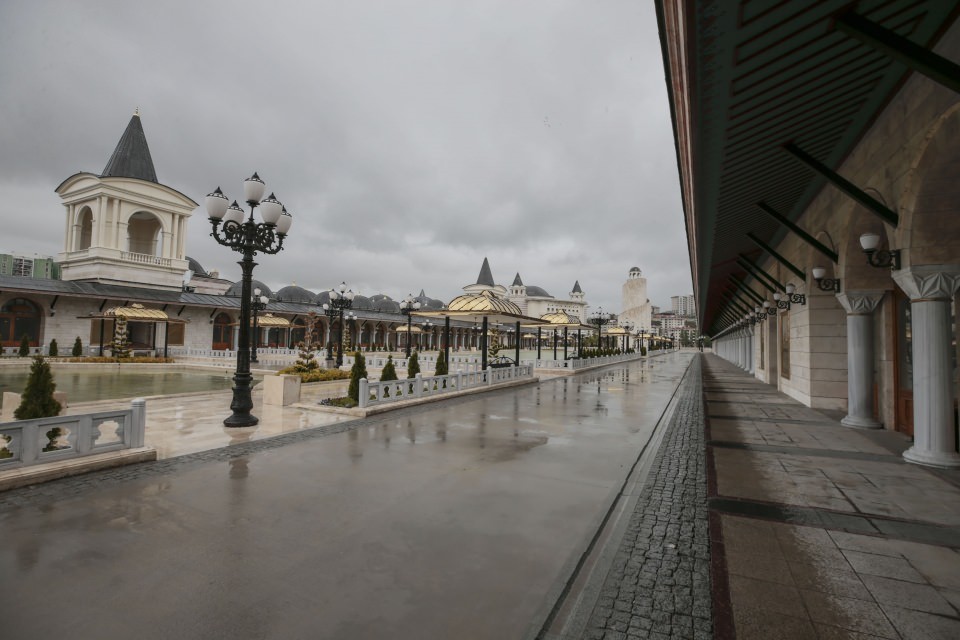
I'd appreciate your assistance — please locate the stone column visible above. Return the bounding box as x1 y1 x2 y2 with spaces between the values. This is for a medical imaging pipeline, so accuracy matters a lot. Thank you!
837 291 885 429
747 326 755 375
739 328 748 371
893 266 960 468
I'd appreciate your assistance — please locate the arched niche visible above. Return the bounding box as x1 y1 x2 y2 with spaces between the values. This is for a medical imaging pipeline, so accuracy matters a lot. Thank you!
900 104 960 266
1 297 42 347
126 211 163 256
76 206 93 251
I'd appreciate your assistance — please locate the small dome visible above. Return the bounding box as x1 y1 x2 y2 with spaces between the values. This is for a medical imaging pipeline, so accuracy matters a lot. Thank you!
351 294 373 310
539 311 578 325
373 297 401 313
447 290 522 315
225 280 272 298
369 293 393 303
186 256 209 277
525 285 553 298
274 284 317 304
629 266 641 274
414 290 446 310
316 290 331 305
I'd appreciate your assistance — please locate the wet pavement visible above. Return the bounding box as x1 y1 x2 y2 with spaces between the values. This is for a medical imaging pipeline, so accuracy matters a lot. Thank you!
0 352 694 640
703 355 960 640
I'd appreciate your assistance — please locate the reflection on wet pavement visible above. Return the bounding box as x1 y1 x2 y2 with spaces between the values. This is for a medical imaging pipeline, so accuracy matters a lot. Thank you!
0 353 693 640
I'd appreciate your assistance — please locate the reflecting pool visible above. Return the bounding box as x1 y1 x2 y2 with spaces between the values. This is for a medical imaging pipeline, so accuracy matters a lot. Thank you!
0 367 249 406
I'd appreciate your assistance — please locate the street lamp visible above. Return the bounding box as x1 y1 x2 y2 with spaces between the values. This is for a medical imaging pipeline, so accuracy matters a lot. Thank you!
250 288 269 363
591 307 612 350
400 293 421 357
322 282 356 367
622 321 633 351
344 310 357 352
205 174 292 427
422 320 433 350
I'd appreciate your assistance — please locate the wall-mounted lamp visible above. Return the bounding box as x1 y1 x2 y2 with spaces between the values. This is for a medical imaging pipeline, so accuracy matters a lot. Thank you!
754 304 768 322
859 232 901 270
785 283 806 305
773 291 790 310
812 266 841 292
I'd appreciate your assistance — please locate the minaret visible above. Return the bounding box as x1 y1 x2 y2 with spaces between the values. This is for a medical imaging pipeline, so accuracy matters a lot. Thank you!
508 272 528 314
621 267 651 330
56 111 197 290
570 280 584 301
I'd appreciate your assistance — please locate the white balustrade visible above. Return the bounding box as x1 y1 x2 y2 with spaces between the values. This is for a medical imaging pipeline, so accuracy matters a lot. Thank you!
359 364 533 408
120 251 173 267
0 399 146 467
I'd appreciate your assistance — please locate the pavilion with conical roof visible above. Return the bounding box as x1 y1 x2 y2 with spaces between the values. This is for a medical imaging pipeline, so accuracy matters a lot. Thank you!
55 110 196 291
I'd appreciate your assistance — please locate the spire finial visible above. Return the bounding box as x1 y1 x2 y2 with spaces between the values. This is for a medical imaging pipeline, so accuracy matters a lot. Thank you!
134 106 140 117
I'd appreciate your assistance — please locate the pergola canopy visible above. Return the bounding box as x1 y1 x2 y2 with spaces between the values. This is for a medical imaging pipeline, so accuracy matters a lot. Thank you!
85 303 186 323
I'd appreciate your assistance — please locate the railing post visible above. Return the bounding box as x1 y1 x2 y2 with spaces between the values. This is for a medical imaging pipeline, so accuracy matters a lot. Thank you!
130 398 146 448
414 373 423 398
359 378 369 408
457 370 464 390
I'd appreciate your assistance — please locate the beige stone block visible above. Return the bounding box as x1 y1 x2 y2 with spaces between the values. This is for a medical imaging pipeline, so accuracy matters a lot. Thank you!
263 374 301 406
810 380 848 399
810 337 847 354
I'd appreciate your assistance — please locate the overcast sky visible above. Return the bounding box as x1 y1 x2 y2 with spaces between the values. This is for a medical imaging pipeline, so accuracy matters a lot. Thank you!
0 0 691 313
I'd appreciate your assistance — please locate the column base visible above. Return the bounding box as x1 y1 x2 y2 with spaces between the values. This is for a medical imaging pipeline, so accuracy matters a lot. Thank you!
903 446 960 469
840 415 882 429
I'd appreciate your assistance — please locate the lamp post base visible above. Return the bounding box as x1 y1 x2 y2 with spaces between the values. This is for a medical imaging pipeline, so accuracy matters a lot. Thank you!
224 371 259 427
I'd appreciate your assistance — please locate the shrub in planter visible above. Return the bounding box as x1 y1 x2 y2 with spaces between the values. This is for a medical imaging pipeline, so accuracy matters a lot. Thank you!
72 336 83 357
407 352 420 378
49 339 59 357
380 355 398 381
19 334 30 357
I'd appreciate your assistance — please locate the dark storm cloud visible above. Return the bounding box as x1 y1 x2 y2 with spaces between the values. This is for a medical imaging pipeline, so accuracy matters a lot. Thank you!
0 0 692 312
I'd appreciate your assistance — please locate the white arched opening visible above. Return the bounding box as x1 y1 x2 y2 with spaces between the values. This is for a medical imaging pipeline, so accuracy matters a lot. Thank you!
127 211 163 257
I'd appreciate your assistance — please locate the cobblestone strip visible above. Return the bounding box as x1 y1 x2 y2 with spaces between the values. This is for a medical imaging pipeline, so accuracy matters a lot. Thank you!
584 356 711 640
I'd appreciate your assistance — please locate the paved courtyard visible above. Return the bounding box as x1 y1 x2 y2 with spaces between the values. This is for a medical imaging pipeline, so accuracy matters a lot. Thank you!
0 353 693 640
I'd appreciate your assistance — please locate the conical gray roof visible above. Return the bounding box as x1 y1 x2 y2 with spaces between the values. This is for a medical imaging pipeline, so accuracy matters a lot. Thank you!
476 257 495 286
512 272 523 286
101 113 158 183
572 280 582 293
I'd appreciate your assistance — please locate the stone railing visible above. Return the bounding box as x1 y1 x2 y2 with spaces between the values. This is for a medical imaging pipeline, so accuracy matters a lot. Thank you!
121 251 172 267
0 399 146 468
533 352 643 370
342 353 483 371
359 364 533 409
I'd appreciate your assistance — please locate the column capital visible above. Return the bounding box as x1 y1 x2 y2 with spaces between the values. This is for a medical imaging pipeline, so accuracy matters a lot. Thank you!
893 265 960 301
836 290 884 315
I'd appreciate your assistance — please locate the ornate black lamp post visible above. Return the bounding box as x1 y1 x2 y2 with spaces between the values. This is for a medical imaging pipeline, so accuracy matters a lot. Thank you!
322 282 356 367
205 174 292 427
422 320 433 350
591 307 611 350
322 302 338 362
400 294 421 357
622 321 633 351
250 288 268 363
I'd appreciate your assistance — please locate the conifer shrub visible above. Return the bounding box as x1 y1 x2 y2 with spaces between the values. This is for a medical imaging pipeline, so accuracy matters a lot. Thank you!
380 355 398 381
72 336 83 357
18 334 30 357
14 355 62 420
111 316 131 359
348 351 367 402
407 352 420 378
49 339 58 357
434 350 448 376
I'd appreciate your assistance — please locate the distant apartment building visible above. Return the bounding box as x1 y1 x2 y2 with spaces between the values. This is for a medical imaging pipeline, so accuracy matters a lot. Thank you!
671 294 695 317
0 253 61 279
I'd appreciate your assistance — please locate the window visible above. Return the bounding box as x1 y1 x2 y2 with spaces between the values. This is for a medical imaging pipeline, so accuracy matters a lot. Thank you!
166 323 185 346
1 298 41 347
12 258 32 277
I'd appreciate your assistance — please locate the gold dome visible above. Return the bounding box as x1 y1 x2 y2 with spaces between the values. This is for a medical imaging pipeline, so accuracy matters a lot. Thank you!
446 290 523 315
539 311 579 325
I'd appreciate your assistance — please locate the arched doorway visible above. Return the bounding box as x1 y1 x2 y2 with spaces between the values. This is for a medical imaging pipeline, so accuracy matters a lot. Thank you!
1 298 42 349
212 312 233 350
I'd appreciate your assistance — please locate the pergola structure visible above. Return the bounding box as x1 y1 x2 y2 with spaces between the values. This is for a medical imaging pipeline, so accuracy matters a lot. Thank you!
523 310 592 360
414 290 544 370
85 303 188 357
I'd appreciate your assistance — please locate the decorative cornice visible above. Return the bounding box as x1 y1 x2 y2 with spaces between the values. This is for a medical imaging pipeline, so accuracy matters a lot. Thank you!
836 291 884 315
893 265 960 301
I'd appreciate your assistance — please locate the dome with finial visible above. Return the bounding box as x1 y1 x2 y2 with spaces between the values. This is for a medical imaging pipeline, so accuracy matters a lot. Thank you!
225 280 272 298
629 266 642 274
274 284 317 304
414 289 446 310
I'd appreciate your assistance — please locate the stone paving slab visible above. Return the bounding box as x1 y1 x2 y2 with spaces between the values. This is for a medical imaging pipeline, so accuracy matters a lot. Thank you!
703 354 960 639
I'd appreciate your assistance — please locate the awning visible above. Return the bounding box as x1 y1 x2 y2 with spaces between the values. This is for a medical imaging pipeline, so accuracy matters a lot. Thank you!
395 325 423 334
413 290 544 325
231 313 290 327
83 303 187 323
